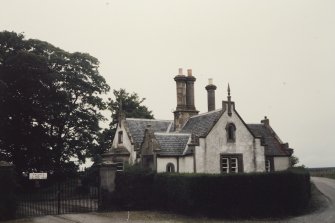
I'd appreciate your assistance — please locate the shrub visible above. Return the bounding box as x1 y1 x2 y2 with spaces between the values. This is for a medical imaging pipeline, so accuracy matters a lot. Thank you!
110 169 310 218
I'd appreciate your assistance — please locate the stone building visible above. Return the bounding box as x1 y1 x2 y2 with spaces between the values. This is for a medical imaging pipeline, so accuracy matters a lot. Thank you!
103 68 293 173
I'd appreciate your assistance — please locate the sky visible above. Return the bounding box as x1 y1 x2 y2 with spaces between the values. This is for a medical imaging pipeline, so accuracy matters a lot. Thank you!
1 0 335 168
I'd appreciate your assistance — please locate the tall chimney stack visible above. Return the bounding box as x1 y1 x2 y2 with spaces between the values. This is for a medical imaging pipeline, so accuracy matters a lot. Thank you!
174 68 187 110
186 69 196 110
205 78 217 111
173 68 199 131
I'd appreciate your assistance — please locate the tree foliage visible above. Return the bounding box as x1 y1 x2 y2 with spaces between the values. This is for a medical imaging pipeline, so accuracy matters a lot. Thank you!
0 31 110 174
96 89 154 159
290 155 301 167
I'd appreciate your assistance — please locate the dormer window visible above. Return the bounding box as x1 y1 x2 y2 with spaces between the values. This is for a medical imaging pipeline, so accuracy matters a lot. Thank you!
226 123 236 142
118 131 123 144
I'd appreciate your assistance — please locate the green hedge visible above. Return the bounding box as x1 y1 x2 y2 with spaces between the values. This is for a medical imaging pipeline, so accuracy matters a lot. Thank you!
0 167 18 220
111 168 310 218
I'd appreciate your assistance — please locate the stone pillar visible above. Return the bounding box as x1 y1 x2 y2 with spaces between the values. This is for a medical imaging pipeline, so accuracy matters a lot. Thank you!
205 78 217 112
99 161 117 193
186 69 196 110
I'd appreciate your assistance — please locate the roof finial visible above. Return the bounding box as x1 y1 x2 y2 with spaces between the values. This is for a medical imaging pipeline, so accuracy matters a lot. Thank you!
228 83 231 96
227 83 232 116
119 99 123 112
118 99 125 126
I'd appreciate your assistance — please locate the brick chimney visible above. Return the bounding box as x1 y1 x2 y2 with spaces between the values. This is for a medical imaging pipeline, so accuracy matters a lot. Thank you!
261 116 270 126
205 78 217 111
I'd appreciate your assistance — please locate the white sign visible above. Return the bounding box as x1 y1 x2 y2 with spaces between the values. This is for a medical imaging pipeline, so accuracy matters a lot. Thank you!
29 173 47 180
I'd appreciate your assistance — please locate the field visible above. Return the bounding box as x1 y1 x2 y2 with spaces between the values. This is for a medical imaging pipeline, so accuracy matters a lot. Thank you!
308 168 335 179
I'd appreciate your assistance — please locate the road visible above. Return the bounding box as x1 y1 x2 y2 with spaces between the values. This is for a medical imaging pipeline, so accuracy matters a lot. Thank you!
287 177 335 223
4 177 335 223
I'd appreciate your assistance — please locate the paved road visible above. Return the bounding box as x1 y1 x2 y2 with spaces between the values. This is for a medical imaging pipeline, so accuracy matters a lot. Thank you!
5 177 335 223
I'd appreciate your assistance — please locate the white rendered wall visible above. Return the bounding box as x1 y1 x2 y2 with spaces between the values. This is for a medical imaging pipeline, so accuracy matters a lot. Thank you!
274 157 290 171
196 105 265 174
111 121 136 164
156 157 178 173
178 156 194 173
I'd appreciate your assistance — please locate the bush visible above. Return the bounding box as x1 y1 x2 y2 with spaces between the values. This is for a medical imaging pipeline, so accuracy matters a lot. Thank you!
0 167 18 220
110 168 311 218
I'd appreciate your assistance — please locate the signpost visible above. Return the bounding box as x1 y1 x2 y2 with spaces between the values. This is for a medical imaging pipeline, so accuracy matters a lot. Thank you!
29 172 48 180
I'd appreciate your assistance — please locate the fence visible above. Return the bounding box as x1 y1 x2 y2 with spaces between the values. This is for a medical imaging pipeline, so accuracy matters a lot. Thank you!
16 170 100 218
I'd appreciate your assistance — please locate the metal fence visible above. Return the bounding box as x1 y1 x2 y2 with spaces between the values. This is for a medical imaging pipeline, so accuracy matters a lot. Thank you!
16 171 100 218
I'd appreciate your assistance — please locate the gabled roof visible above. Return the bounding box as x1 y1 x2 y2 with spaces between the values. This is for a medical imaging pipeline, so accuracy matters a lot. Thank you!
154 133 191 156
181 109 223 137
125 118 174 146
247 124 291 156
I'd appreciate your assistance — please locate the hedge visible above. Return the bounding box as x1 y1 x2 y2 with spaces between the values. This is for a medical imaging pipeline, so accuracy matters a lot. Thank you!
0 167 18 220
111 168 311 218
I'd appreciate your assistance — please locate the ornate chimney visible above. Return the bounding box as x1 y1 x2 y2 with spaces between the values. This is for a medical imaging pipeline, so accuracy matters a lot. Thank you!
205 78 217 111
174 68 187 110
173 68 199 131
186 69 196 110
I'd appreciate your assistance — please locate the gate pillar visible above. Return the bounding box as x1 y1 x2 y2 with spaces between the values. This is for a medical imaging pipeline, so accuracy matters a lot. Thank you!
99 161 117 193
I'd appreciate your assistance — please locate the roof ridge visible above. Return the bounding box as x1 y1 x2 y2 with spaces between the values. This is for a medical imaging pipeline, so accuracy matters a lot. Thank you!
189 108 222 118
155 132 191 136
126 118 173 122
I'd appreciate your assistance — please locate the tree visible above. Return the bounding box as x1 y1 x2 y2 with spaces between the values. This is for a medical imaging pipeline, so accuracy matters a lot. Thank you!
0 31 110 174
96 89 154 161
289 155 302 167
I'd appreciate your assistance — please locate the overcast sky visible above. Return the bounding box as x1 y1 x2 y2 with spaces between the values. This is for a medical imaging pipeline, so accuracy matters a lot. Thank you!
1 0 334 168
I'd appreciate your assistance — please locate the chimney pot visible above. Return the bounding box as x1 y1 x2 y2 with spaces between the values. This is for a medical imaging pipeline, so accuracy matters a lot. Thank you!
178 68 183 76
205 78 217 112
261 116 270 126
187 69 192 76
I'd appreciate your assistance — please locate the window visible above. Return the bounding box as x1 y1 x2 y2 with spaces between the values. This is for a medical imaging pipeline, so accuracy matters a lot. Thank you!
265 160 271 172
118 131 123 144
166 163 175 173
116 162 124 172
220 154 243 173
265 158 273 172
221 158 229 173
231 158 238 173
226 123 236 142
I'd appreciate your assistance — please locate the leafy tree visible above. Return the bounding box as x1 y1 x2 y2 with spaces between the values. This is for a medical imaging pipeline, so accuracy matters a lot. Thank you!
96 89 154 160
290 155 304 168
0 31 110 174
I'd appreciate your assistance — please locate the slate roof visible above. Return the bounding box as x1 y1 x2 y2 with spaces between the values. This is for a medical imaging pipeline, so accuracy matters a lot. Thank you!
125 118 174 146
247 124 291 156
181 109 223 137
154 133 191 156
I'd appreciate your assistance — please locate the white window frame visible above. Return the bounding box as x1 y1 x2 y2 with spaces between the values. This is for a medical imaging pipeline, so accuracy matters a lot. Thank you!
230 158 238 173
221 157 229 173
265 159 271 172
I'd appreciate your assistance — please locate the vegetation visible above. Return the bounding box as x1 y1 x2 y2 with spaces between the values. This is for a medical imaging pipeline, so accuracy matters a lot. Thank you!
0 167 17 220
0 31 110 174
0 31 155 173
111 169 311 218
308 167 335 179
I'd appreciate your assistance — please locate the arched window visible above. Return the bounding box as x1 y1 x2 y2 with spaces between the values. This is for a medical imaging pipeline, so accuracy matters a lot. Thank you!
226 123 236 142
166 163 175 173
